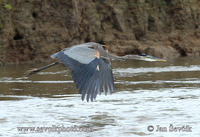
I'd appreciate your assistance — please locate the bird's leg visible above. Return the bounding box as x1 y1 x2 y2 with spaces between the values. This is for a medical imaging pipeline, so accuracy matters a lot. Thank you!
110 54 143 61
24 61 60 76
123 55 144 60
108 54 166 62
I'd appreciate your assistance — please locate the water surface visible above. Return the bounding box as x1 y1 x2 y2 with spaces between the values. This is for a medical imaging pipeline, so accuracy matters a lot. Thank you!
0 57 200 137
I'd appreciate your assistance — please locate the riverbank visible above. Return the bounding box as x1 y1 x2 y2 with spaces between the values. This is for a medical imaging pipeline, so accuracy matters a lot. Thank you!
0 0 200 64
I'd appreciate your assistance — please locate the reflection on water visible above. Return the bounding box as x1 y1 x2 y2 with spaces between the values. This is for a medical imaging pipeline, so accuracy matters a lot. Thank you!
0 57 200 137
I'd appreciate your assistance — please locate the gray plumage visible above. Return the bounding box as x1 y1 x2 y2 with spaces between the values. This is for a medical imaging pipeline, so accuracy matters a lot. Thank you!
25 42 166 102
51 42 114 102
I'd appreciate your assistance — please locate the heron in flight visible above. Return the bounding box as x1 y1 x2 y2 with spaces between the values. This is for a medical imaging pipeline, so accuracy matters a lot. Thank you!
25 42 166 102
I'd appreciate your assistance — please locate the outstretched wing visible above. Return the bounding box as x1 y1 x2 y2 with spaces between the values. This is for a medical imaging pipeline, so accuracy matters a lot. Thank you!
51 45 114 101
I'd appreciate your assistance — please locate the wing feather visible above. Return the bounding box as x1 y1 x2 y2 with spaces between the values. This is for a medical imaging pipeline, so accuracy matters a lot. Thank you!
51 44 114 102
54 51 81 70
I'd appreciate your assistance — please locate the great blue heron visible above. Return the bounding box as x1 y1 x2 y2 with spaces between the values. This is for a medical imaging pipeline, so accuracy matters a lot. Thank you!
25 42 166 102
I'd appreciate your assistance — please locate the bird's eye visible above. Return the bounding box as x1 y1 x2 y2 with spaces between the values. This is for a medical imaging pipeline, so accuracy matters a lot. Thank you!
102 45 108 51
88 46 96 50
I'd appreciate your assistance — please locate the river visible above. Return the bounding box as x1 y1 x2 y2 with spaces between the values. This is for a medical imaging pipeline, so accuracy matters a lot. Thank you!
0 57 200 137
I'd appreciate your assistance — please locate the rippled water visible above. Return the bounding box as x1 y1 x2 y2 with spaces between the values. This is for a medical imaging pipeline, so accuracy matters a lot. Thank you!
0 57 200 137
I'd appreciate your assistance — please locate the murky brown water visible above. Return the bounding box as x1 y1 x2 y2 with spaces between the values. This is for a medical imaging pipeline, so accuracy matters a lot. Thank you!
0 57 200 137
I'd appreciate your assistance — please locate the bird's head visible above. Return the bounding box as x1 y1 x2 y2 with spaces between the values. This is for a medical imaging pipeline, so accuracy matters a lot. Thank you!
87 42 108 52
138 54 166 62
86 42 110 59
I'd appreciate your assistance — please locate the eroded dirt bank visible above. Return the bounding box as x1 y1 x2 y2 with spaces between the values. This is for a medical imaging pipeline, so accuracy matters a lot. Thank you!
0 0 200 64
